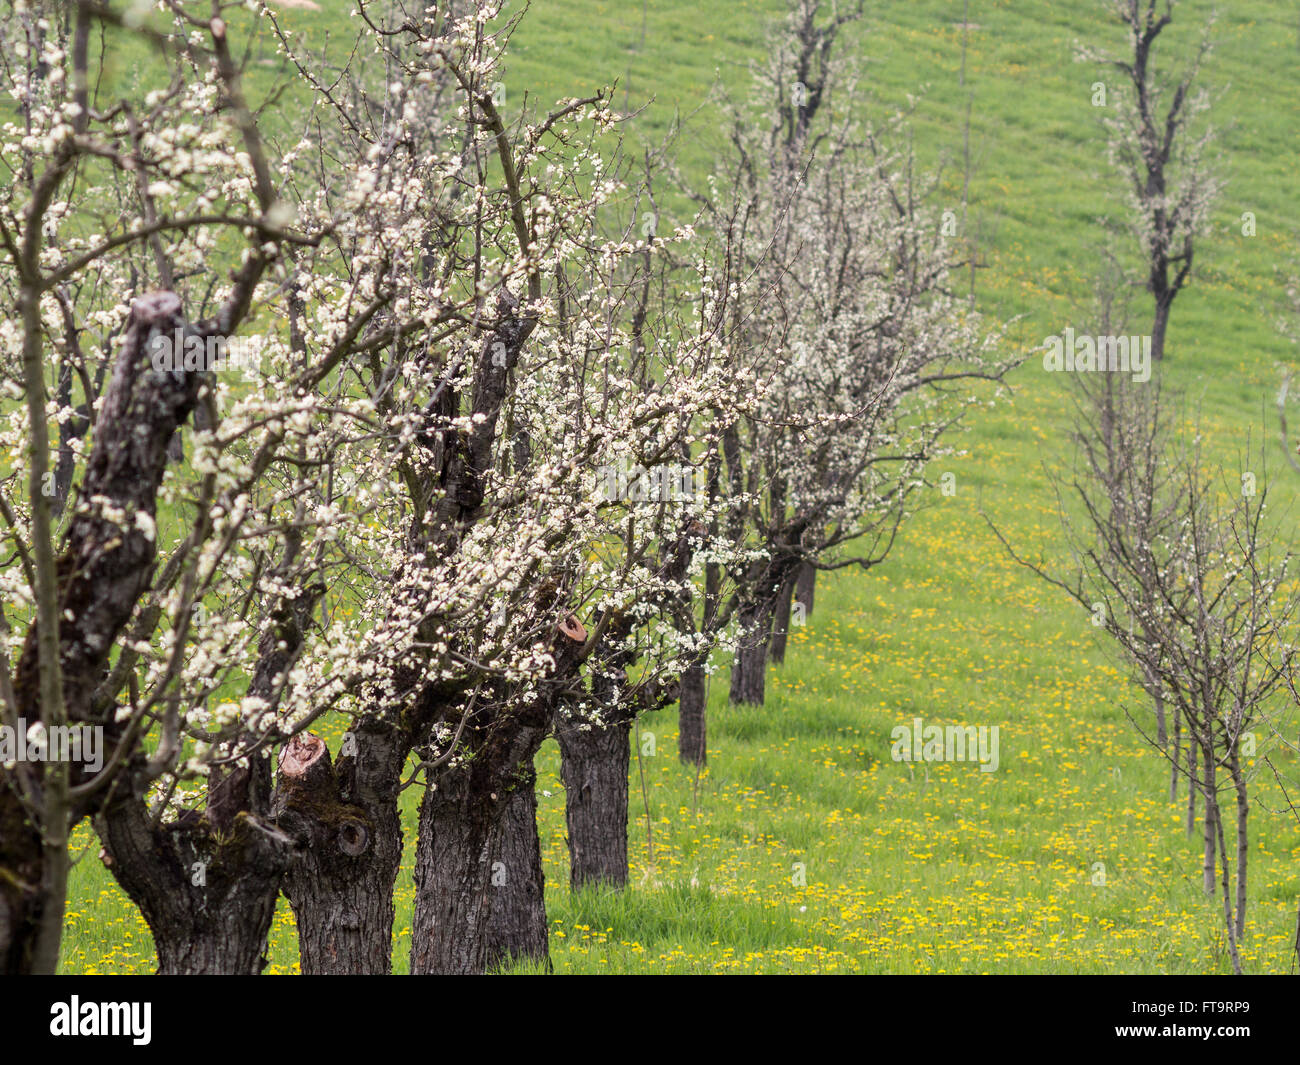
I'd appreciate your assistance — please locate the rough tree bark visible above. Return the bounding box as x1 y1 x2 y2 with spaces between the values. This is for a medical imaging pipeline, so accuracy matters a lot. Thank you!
272 728 405 975
558 717 632 890
677 662 708 766
484 754 549 972
729 596 776 706
95 791 292 974
410 766 496 975
1 292 204 974
409 716 548 975
96 575 321 974
273 668 474 974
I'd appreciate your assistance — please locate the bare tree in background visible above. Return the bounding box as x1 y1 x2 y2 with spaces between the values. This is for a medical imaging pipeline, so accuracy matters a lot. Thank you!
1068 284 1192 811
992 384 1298 975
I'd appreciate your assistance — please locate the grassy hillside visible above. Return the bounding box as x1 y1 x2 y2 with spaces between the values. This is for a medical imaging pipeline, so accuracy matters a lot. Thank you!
61 0 1300 974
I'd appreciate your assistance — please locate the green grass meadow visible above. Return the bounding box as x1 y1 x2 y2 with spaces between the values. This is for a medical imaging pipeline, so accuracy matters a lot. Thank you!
60 0 1300 973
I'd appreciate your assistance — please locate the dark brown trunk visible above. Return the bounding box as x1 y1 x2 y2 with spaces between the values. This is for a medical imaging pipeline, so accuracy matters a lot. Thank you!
1 292 204 974
1151 294 1172 363
95 789 291 975
677 662 708 766
558 717 631 890
273 731 403 975
0 819 43 976
409 765 498 975
406 622 571 974
795 561 816 619
729 598 774 706
768 574 798 665
485 758 549 972
94 576 319 976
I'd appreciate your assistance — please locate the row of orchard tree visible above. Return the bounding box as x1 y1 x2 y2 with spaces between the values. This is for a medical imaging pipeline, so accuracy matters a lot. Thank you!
0 0 1017 974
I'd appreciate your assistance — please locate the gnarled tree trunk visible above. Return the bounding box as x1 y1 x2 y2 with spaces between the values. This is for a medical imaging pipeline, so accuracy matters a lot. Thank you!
273 728 404 975
558 718 631 890
95 576 321 975
2 292 204 974
409 765 498 975
96 791 292 975
409 713 550 975
485 756 549 971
